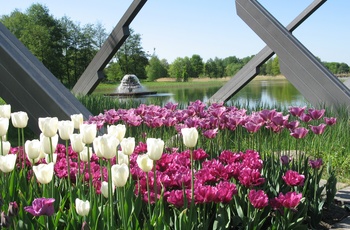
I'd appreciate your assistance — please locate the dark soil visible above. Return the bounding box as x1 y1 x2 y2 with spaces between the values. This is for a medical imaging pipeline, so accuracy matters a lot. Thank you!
318 201 350 229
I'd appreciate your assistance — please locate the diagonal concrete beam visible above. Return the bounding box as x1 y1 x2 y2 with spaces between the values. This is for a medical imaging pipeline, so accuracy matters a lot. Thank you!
72 0 147 95
209 0 326 103
234 0 350 111
0 22 92 134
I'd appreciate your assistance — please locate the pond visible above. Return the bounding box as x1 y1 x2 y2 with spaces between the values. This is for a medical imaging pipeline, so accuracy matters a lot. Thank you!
121 77 310 109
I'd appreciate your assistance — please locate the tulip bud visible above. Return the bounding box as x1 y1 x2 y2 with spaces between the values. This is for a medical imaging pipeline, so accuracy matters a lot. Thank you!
117 151 129 165
33 162 54 184
0 118 9 137
136 154 153 172
101 181 114 198
93 136 103 158
1 211 10 228
70 133 85 153
75 198 90 216
146 138 164 161
0 105 11 119
181 127 198 148
25 139 41 161
111 164 129 187
1 141 10 156
11 111 29 128
107 124 126 142
79 147 92 162
58 120 74 140
0 154 17 173
80 124 97 144
8 201 18 217
120 137 135 156
98 134 119 159
81 221 90 230
40 133 58 155
38 117 58 137
71 114 84 130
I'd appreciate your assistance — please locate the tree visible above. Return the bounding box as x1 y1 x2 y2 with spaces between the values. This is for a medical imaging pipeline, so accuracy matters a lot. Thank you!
116 29 148 79
271 56 280 76
145 55 168 81
169 57 187 82
189 54 204 78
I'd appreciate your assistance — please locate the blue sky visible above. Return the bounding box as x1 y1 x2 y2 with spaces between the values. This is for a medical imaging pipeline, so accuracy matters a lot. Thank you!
1 0 349 64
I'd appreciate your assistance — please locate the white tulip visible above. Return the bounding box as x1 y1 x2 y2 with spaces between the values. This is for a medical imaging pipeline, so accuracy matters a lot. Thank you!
1 141 10 155
0 118 9 137
136 154 153 172
80 124 97 144
146 138 164 161
101 181 115 198
71 114 84 130
25 139 41 160
99 134 119 159
107 124 126 142
181 127 199 148
40 133 58 155
120 137 135 156
0 105 11 119
79 146 92 162
75 198 90 216
0 154 17 173
33 162 54 184
38 117 58 137
93 136 103 158
45 153 57 164
11 111 29 128
70 134 85 153
117 151 129 165
111 163 129 187
58 120 74 140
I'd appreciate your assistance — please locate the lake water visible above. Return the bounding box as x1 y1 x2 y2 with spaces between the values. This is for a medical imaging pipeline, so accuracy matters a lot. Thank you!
138 78 310 109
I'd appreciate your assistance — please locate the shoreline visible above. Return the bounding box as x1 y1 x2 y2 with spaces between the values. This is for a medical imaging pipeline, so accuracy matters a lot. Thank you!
156 75 286 82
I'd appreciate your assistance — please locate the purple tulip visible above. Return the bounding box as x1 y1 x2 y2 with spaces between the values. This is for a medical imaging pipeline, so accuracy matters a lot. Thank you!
324 117 337 126
282 170 305 186
289 106 306 117
290 127 308 139
280 155 291 165
24 198 55 216
309 123 326 135
309 158 323 169
248 189 269 209
308 108 325 120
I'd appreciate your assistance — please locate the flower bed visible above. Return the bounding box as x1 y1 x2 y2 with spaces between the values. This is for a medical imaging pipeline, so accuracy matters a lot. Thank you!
0 101 338 229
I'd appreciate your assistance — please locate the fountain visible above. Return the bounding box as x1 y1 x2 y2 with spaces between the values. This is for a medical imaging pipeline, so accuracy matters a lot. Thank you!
105 74 157 96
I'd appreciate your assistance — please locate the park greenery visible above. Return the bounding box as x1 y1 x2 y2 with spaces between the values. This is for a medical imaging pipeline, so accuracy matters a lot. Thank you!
0 102 343 229
1 3 350 87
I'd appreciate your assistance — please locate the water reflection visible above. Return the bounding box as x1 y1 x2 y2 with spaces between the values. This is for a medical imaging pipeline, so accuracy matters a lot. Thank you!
113 78 309 109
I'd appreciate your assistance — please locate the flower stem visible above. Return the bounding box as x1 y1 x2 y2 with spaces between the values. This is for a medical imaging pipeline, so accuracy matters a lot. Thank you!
107 159 114 228
146 172 152 219
153 160 157 204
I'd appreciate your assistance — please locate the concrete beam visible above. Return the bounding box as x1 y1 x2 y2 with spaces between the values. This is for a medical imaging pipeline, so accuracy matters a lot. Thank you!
209 0 326 103
233 0 350 111
0 22 92 134
72 0 147 95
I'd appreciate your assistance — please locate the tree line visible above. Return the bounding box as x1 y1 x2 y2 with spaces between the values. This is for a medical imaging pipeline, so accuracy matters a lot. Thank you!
1 3 349 86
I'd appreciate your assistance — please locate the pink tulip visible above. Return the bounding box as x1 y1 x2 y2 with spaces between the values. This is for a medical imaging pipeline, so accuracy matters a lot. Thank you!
309 158 323 169
280 155 291 165
290 127 308 139
282 170 305 186
24 198 55 216
309 123 326 135
308 108 325 120
248 189 269 209
289 106 306 117
324 117 337 126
